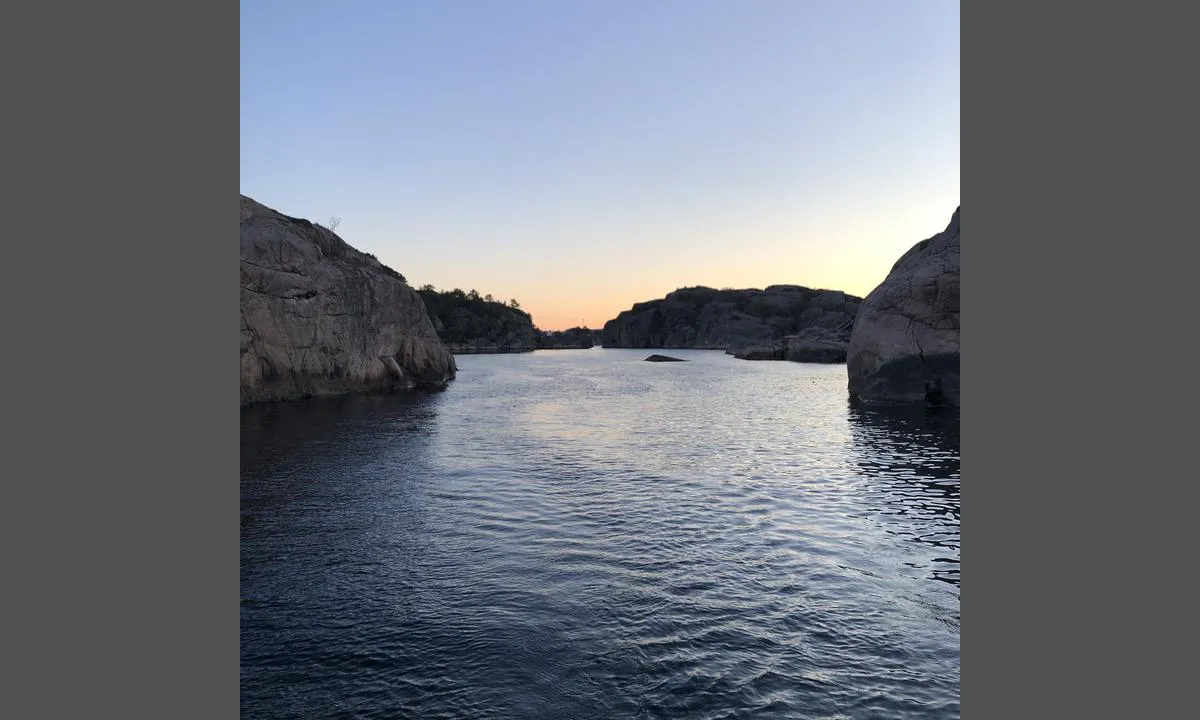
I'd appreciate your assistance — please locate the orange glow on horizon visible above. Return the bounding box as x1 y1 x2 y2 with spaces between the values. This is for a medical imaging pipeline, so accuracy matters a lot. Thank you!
391 199 958 333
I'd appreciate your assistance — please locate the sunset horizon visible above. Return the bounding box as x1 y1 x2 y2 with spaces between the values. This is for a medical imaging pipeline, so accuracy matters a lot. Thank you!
242 0 958 333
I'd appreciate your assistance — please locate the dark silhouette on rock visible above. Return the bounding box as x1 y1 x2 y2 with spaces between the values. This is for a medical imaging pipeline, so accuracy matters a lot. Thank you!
416 288 538 354
644 354 686 362
847 208 960 407
240 196 456 405
603 285 861 363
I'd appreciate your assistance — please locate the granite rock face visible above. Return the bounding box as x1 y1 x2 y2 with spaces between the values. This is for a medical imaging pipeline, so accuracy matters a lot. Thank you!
846 208 960 407
602 285 862 355
240 195 456 405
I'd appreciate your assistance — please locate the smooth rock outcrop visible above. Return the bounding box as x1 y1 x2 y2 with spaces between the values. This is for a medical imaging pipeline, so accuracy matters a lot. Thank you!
602 285 862 355
645 354 686 362
846 208 960 407
240 195 456 405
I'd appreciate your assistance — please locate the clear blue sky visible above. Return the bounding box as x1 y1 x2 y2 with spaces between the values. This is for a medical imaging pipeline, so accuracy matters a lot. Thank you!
241 0 959 330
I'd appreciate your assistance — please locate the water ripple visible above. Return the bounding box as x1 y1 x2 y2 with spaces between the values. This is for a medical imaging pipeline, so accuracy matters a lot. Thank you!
243 349 959 719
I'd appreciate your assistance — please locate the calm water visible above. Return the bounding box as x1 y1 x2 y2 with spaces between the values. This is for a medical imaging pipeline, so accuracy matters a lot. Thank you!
241 349 960 719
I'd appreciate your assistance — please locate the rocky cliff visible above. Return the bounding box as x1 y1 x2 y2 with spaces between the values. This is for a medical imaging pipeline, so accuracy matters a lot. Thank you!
415 289 538 353
846 208 960 407
240 195 457 405
601 285 862 360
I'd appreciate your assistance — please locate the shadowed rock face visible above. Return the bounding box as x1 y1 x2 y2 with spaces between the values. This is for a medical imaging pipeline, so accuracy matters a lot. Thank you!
846 208 960 407
602 285 862 354
240 195 456 405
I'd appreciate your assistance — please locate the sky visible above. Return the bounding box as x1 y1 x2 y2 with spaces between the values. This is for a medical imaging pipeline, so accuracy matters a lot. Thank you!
241 0 959 331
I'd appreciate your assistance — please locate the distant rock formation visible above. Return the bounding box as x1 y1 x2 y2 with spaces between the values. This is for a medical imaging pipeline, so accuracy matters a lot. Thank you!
846 208 960 407
415 288 538 354
536 327 603 349
731 326 853 363
240 195 456 405
645 354 685 362
786 326 853 363
603 285 862 363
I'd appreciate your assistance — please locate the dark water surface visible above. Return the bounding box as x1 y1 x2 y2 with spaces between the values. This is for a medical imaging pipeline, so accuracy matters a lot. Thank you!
241 349 960 719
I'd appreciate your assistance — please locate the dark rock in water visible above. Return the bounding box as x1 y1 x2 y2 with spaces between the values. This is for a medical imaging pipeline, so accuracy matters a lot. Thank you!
733 345 784 361
601 285 862 361
240 195 456 405
847 208 960 407
645 354 686 362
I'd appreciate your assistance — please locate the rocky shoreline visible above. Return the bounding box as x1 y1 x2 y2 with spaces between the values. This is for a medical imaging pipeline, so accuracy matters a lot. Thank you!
241 193 958 410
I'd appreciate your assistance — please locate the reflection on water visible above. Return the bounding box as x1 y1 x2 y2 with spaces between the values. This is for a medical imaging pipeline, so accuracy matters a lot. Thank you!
240 390 444 477
847 400 960 587
242 350 960 719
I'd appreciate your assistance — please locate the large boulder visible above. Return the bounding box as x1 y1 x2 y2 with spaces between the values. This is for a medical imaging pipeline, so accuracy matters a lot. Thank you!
846 208 960 407
240 195 456 405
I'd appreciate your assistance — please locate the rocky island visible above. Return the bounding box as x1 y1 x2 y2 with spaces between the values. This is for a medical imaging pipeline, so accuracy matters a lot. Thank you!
846 208 960 407
240 196 457 405
601 285 863 363
537 327 603 349
415 287 539 354
415 289 604 353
